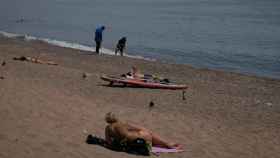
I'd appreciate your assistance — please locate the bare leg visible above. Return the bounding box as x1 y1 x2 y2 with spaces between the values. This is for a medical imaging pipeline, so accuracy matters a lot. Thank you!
120 47 124 56
115 48 118 55
127 126 179 149
125 130 153 145
151 132 182 149
151 133 171 148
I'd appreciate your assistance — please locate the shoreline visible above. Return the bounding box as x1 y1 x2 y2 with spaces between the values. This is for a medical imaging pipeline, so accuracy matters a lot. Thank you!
0 34 279 158
0 31 156 62
1 30 279 80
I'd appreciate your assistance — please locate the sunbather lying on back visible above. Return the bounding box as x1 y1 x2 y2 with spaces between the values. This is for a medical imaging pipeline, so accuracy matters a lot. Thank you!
104 112 182 151
13 56 58 65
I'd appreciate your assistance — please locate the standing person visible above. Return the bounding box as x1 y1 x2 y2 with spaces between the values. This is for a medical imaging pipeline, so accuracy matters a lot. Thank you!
94 25 105 54
115 37 127 56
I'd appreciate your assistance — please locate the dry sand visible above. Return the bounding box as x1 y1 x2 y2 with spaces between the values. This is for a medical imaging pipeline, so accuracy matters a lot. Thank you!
0 36 279 158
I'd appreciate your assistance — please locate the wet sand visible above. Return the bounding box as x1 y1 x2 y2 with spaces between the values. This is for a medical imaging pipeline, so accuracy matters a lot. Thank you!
0 36 279 158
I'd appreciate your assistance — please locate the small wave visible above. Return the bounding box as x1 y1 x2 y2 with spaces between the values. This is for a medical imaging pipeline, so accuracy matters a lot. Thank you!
0 31 155 62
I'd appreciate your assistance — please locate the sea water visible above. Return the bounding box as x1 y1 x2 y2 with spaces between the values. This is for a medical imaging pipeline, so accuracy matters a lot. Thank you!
1 0 280 79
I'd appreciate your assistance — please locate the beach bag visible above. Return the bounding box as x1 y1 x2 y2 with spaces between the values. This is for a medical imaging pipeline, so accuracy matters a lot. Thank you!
126 138 151 156
110 138 151 156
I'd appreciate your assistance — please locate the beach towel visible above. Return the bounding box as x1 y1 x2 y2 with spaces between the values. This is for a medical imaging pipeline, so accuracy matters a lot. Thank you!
151 146 184 155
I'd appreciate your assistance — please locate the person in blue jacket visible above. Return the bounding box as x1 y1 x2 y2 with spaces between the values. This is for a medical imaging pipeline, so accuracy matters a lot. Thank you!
94 25 105 54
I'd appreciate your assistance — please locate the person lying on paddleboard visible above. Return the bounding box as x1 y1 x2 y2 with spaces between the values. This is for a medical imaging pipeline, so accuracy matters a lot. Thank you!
121 66 170 84
104 112 183 154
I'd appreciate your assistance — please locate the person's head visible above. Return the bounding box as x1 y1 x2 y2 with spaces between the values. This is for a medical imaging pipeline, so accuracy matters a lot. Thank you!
105 112 118 124
132 66 139 74
101 26 105 30
122 37 126 41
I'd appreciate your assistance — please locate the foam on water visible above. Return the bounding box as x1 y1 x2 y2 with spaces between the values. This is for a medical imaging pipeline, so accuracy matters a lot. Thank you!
0 31 156 62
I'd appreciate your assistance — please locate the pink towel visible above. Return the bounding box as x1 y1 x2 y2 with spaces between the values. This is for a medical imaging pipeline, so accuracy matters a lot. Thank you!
152 146 184 155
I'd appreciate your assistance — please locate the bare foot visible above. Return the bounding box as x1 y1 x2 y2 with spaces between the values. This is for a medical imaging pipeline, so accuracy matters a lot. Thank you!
169 143 183 150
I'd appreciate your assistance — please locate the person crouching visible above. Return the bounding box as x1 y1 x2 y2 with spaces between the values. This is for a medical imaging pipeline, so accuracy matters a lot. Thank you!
115 37 127 56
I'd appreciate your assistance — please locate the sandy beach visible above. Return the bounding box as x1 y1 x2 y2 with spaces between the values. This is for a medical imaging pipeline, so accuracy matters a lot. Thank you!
0 36 279 158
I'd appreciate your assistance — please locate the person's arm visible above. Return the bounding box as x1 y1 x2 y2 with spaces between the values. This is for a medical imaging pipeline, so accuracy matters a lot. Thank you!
114 123 143 142
126 123 147 132
105 125 113 145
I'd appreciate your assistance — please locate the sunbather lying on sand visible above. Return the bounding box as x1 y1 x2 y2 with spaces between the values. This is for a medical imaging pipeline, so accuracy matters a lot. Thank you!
104 112 182 150
13 56 58 65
